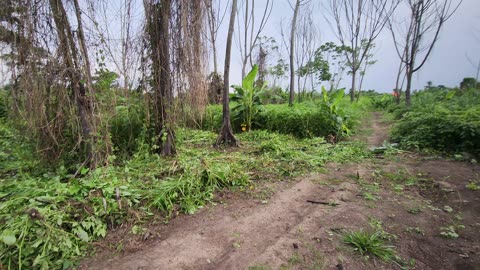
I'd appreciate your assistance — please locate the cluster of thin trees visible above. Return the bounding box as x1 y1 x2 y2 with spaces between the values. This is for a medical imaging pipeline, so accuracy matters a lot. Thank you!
0 0 461 167
1 0 211 167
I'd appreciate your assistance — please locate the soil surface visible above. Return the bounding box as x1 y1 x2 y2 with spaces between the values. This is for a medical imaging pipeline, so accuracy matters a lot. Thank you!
84 113 480 270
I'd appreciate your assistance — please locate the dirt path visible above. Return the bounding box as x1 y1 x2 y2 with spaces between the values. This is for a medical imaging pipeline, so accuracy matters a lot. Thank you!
85 113 480 270
366 112 389 148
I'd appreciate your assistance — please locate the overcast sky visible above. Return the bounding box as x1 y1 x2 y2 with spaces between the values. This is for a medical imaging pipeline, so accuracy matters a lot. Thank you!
216 0 480 93
3 0 477 93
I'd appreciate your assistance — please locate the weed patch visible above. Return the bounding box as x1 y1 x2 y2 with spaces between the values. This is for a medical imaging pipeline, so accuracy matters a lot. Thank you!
0 123 368 268
440 225 464 239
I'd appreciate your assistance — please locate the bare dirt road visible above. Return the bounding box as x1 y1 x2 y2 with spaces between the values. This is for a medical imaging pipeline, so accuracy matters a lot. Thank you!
85 113 480 270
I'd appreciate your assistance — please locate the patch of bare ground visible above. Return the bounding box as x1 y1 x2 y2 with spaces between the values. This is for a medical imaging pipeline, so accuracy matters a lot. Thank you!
84 112 480 270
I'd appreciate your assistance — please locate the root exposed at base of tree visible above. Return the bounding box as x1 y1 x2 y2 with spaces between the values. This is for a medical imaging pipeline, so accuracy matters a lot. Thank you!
157 127 177 156
215 121 239 147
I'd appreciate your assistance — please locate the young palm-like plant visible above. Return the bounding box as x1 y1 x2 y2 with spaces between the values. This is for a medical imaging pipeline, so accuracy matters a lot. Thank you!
321 87 350 136
231 65 265 131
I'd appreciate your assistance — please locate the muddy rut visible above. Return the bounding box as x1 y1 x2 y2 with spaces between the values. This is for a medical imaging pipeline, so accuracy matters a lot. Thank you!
86 113 480 270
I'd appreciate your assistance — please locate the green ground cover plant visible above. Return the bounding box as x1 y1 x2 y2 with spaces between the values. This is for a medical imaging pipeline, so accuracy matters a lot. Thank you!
203 89 369 140
0 119 369 268
389 88 480 157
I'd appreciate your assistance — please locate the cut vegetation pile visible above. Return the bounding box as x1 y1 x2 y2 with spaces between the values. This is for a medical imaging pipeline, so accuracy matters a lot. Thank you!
0 116 368 268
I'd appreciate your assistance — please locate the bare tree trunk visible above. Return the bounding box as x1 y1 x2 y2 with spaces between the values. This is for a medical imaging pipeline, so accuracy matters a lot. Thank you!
350 70 356 102
297 73 301 102
122 0 133 95
216 0 238 146
357 74 364 102
475 59 480 82
49 0 99 168
289 0 300 107
394 59 405 104
72 0 109 166
405 68 413 107
159 0 176 156
310 73 315 92
212 41 218 74
146 0 176 156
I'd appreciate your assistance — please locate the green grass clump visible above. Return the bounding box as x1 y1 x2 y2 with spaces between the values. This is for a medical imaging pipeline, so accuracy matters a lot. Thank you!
343 230 396 261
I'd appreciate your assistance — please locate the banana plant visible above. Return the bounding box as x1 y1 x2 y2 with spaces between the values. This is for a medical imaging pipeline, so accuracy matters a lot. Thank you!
231 65 265 131
321 87 350 136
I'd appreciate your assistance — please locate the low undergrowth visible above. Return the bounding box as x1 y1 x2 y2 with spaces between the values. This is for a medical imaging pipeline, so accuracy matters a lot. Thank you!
0 122 369 269
390 88 480 157
203 91 369 140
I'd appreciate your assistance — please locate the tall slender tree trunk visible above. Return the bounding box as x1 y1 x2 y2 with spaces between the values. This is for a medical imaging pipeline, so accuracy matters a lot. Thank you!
159 0 176 156
405 69 413 107
212 42 218 74
206 0 218 74
216 0 238 146
120 0 133 96
146 0 176 156
289 0 300 107
350 70 356 102
357 73 364 102
475 59 480 83
394 60 404 104
241 57 248 79
49 0 100 168
72 0 109 166
310 74 315 92
297 73 301 102
241 0 249 79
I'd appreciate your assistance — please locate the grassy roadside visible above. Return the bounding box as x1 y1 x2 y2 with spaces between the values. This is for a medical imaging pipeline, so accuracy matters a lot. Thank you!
1 120 370 269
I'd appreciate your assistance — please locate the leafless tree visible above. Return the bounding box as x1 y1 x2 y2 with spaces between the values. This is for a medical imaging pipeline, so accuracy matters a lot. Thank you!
329 0 399 102
204 0 229 74
253 36 277 87
86 0 142 95
288 0 301 106
294 5 317 100
288 0 311 106
216 0 238 146
389 0 462 106
50 0 108 167
357 44 377 100
236 0 273 78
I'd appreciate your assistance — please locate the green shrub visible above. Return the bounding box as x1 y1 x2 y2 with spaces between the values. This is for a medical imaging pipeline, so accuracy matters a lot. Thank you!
259 86 286 104
256 90 355 139
231 65 265 131
202 91 361 139
370 94 394 109
391 88 480 156
256 103 331 138
110 98 146 159
202 104 223 132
